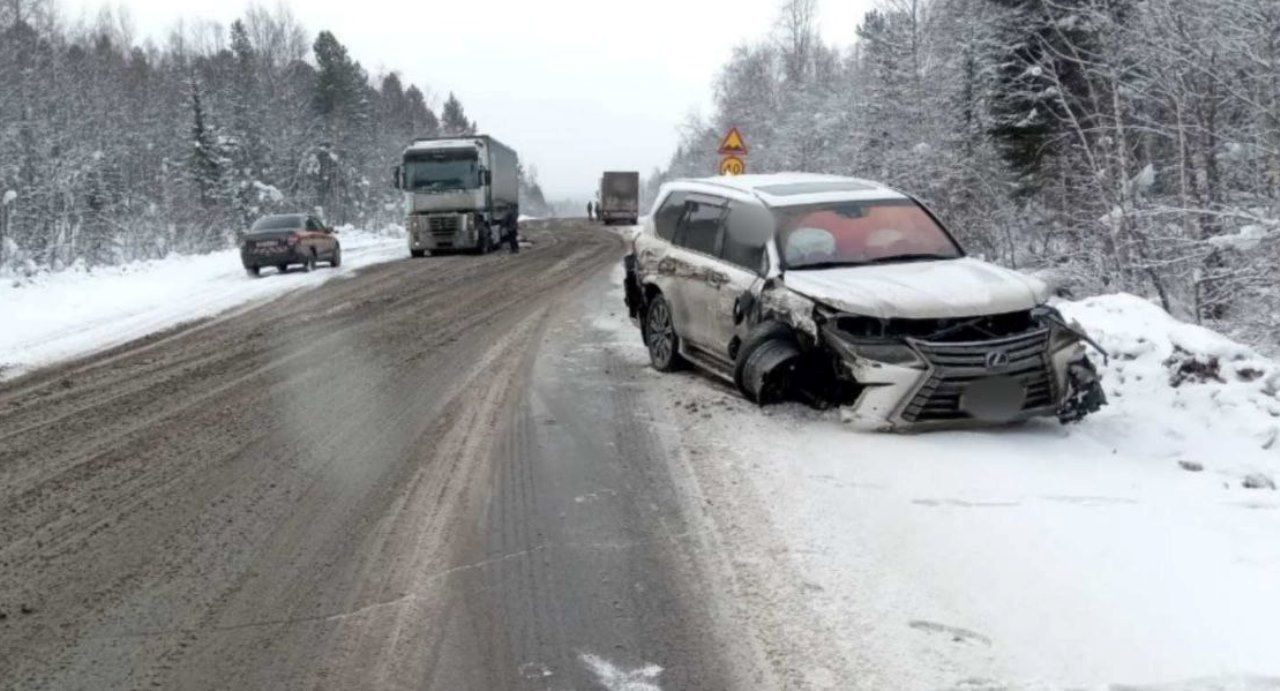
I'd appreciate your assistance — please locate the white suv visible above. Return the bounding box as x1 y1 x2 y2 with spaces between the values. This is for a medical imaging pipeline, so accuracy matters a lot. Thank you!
622 173 1106 430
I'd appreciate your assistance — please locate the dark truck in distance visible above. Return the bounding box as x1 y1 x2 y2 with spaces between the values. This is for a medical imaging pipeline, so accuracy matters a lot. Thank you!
598 171 640 225
240 214 341 277
394 135 520 256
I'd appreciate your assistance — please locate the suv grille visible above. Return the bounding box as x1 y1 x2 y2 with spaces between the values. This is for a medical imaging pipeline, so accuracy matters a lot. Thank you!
901 329 1056 423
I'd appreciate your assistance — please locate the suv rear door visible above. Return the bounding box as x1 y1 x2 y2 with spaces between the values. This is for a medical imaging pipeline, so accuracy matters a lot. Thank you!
667 194 730 357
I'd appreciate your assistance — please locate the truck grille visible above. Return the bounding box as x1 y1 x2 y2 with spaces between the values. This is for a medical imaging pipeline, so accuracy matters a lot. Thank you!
427 216 458 235
901 329 1056 423
428 215 461 240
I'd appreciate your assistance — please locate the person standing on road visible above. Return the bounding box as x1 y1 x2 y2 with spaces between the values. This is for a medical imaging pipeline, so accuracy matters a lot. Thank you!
587 201 594 221
507 220 520 254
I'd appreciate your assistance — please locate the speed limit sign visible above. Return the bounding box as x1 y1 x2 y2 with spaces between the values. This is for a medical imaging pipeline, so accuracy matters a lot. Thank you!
719 155 746 176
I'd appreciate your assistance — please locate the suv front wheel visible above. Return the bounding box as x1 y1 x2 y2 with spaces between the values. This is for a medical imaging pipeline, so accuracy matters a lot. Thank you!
644 293 683 372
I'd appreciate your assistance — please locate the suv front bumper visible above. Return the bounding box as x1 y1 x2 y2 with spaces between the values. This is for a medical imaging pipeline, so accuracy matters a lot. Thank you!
837 331 1097 431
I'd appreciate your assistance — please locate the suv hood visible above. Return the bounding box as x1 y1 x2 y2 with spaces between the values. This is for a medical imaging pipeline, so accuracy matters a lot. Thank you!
782 257 1048 319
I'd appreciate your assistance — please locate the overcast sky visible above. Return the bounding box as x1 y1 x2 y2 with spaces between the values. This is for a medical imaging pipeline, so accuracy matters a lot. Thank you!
70 0 875 199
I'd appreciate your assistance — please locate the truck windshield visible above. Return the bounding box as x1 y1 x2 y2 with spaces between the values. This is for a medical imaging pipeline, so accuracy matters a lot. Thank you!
404 151 480 192
775 199 962 270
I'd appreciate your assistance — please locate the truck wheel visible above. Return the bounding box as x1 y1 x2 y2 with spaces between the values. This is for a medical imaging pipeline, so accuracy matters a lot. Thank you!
246 266 260 278
643 294 684 372
410 249 426 258
733 322 801 404
329 245 342 268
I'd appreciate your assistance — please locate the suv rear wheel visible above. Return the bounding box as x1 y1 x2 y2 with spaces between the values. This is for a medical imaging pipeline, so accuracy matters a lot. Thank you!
643 294 684 372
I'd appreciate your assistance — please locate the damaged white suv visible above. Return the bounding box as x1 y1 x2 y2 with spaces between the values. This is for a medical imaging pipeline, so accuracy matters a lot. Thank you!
623 174 1107 430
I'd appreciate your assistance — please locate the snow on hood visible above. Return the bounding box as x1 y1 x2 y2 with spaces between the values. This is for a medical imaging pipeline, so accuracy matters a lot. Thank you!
781 257 1049 319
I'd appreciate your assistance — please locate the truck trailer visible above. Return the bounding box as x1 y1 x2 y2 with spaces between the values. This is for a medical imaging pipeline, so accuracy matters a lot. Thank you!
394 135 519 256
598 171 640 226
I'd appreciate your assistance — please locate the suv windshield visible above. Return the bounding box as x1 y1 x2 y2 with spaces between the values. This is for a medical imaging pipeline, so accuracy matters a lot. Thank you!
249 215 305 232
404 150 480 192
775 199 962 270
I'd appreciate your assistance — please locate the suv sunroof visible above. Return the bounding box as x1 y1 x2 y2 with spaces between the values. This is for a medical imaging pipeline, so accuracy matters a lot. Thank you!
757 181 876 196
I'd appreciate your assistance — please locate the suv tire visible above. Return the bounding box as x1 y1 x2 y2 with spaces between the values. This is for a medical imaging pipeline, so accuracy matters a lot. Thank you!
733 322 801 404
643 293 684 372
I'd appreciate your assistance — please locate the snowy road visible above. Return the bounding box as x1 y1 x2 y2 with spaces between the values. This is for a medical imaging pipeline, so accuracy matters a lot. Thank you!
0 221 752 689
2 221 1279 689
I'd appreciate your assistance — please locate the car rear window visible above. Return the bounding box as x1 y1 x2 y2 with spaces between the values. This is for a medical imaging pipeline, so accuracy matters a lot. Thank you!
250 215 305 232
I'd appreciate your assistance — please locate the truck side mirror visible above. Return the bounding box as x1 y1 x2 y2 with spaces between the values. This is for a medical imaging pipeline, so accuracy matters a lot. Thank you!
480 170 492 186
392 165 402 190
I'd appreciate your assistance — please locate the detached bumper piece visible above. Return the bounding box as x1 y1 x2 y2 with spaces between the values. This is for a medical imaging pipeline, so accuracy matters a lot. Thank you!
901 330 1056 424
1057 358 1107 424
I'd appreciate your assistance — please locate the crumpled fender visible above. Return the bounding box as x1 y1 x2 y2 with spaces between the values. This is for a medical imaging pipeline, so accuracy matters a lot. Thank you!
758 281 818 339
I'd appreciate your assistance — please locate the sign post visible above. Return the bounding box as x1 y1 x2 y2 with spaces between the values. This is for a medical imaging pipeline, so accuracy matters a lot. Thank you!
718 127 748 176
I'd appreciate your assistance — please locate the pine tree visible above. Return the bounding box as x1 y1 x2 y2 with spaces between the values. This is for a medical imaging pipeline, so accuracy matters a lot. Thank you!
406 85 439 138
188 77 224 213
440 92 474 136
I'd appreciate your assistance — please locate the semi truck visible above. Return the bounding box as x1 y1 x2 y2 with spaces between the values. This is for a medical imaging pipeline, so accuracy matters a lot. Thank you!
394 135 519 256
598 171 640 226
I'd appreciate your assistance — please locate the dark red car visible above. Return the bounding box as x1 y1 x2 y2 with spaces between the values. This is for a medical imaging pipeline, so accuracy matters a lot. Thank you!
240 214 341 277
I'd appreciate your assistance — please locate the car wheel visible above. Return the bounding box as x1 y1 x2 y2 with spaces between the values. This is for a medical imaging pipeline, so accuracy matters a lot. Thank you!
410 249 426 258
245 266 260 278
643 294 683 372
733 322 802 404
330 245 342 268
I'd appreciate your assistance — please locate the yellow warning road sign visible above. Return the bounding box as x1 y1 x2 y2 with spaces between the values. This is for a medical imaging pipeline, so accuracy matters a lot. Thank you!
719 156 746 176
718 127 749 156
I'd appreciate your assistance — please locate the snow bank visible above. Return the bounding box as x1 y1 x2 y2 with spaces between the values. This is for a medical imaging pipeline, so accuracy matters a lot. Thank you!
588 275 1280 688
1060 293 1280 474
0 228 405 379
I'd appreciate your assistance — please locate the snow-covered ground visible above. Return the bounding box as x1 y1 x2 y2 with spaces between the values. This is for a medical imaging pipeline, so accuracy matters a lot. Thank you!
594 264 1280 689
0 227 406 379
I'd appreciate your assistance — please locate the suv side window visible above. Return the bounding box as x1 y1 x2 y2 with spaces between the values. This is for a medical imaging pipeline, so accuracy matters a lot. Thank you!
675 198 725 256
653 192 687 241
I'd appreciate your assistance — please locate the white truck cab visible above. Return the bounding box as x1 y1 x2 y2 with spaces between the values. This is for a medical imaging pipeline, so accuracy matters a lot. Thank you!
394 135 520 256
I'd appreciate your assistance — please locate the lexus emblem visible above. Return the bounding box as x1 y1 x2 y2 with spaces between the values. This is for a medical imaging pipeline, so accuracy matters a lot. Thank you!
985 350 1010 369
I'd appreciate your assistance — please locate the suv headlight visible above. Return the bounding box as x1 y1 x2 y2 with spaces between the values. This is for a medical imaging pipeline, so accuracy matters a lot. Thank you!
822 327 923 366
